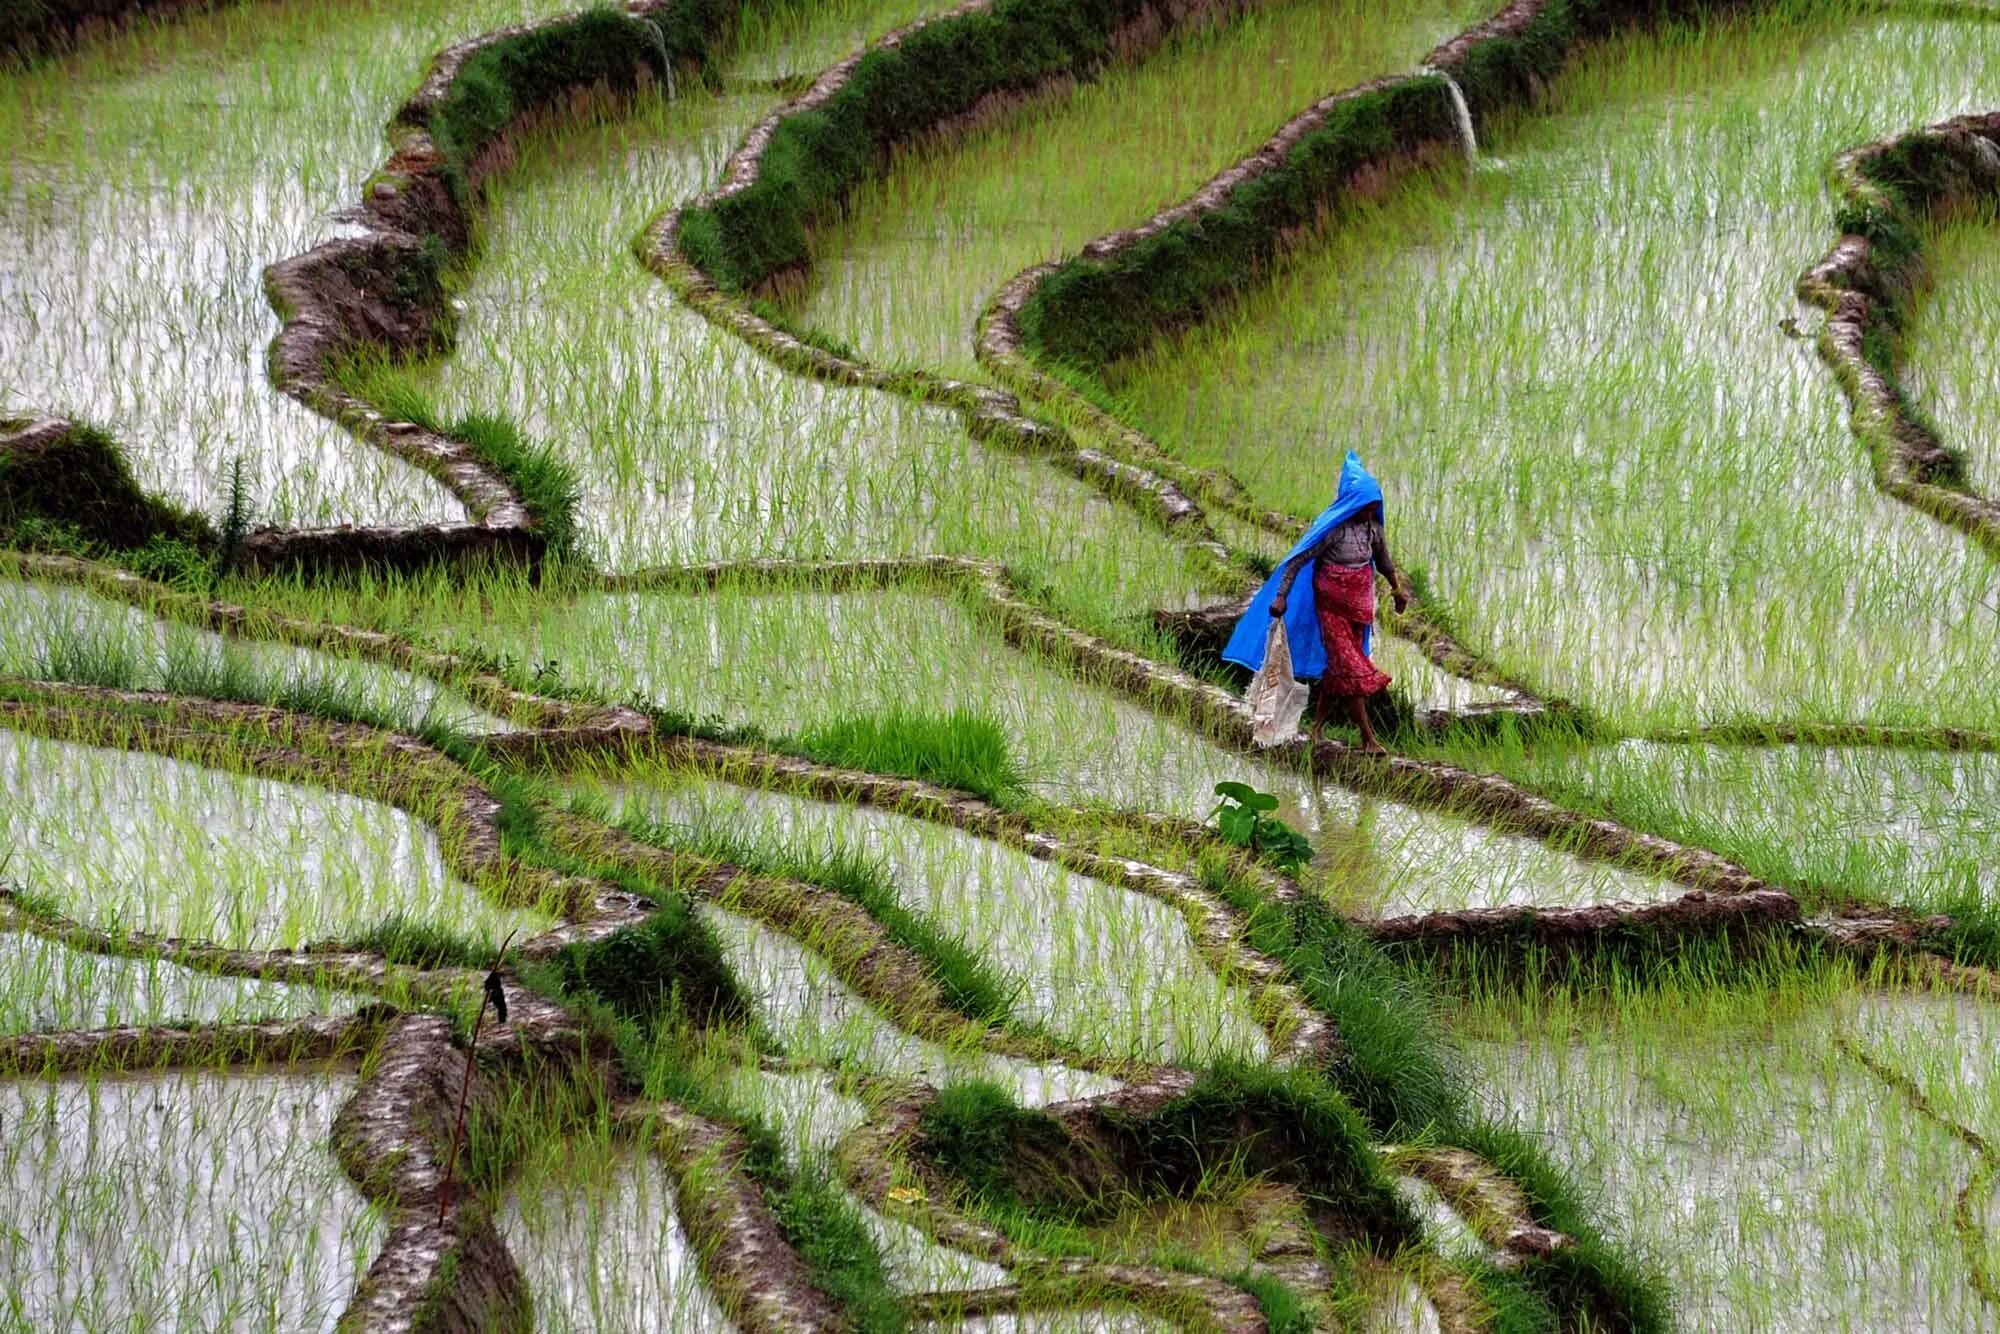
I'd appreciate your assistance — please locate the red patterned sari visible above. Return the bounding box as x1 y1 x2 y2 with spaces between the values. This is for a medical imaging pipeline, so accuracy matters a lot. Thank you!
1312 561 1392 697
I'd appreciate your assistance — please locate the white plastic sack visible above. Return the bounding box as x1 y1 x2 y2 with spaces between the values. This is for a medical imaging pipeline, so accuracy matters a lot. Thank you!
1247 619 1310 748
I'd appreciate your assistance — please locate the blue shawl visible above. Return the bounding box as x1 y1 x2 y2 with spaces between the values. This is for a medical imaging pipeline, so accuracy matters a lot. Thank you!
1222 451 1384 682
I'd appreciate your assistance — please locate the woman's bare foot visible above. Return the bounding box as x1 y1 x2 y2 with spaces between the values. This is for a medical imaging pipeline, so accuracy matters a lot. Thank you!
1345 697 1388 755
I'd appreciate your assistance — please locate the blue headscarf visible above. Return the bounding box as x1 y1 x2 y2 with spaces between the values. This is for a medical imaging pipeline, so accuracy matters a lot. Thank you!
1223 450 1385 682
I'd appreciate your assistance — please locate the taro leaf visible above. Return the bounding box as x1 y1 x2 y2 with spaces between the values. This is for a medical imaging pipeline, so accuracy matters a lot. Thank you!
1244 790 1281 813
1216 804 1258 847
1213 780 1259 804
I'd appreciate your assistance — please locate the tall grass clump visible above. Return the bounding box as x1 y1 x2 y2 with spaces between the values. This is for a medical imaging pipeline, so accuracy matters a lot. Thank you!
770 1163 906 1333
1199 851 1457 1130
1103 3 2000 733
795 705 1025 804
0 421 211 555
533 896 749 1028
1197 853 1676 1327
920 1065 1417 1246
679 0 1179 289
917 1078 1076 1208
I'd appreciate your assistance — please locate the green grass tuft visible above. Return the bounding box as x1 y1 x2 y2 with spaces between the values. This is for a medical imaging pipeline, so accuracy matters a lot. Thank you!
334 355 584 562
918 1079 1072 1206
0 421 212 556
795 705 1025 805
453 411 584 562
535 896 749 1028
346 911 499 970
1199 852 1459 1132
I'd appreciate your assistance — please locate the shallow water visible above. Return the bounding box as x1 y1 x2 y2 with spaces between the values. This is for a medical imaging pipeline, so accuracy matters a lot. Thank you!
720 0 970 81
1288 783 1682 918
703 906 1121 1105
0 730 549 951
0 579 514 735
1391 1173 1487 1266
862 1194 1010 1295
0 932 359 1035
1464 987 1996 1328
629 780 1271 1067
0 0 594 525
505 583 1674 916
0 1070 381 1331
676 1059 1008 1294
1116 12 2000 730
918 1313 1178 1333
500 1141 730 1333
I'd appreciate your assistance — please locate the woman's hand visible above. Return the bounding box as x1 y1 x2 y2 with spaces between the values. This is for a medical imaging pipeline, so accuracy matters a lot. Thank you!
1391 576 1413 614
1269 595 1287 617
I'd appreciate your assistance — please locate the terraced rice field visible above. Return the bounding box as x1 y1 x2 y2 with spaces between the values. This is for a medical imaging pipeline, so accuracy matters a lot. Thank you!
2 0 1996 1328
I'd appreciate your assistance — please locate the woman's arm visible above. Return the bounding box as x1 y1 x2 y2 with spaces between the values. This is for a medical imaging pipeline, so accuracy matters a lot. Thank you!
1268 535 1331 616
1373 524 1413 612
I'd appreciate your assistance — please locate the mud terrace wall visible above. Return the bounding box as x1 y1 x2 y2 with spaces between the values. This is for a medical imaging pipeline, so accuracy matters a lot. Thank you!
1798 109 2000 559
0 0 221 59
14 1 2000 1325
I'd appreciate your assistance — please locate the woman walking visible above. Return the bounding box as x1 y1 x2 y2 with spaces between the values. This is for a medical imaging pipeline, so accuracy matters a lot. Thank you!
1223 451 1411 754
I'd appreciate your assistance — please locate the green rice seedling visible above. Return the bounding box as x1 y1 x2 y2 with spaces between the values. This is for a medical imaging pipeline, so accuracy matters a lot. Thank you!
719 0 971 82
616 806 1025 1024
1111 3 2000 733
529 894 749 1028
500 1133 730 1331
0 577 513 735
0 0 602 526
1197 851 1459 1131
331 354 585 561
702 902 1118 1105
0 1068 385 1330
1451 957 1997 1329
795 704 1025 805
770 1161 906 1331
609 776 1273 1067
1903 206 2000 497
787 0 1492 378
395 81 1224 610
344 911 500 971
0 931 359 1035
915 1065 1426 1321
444 578 1677 916
1420 732 2000 924
521 1008 949 1325
0 728 553 951
433 582 1283 814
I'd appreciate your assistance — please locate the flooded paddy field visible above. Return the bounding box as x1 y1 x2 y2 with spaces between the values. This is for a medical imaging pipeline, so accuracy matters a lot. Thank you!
1113 5 2000 731
3 0 1996 1326
0 0 594 525
0 1071 380 1331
